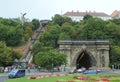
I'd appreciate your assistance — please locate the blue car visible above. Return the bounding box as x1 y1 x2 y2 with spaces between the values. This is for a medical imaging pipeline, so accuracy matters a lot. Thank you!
83 69 98 74
8 69 25 78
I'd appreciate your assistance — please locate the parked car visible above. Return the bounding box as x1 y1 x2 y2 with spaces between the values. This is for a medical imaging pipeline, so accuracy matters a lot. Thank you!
76 67 86 73
96 69 101 73
8 69 25 78
69 69 76 74
76 68 83 73
83 69 99 74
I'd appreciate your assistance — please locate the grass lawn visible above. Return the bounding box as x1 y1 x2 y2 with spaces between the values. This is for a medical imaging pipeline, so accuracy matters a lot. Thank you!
6 75 74 82
6 74 120 82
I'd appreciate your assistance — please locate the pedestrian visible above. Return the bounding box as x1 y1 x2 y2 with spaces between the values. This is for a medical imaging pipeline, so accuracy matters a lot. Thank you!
38 66 40 72
112 65 114 71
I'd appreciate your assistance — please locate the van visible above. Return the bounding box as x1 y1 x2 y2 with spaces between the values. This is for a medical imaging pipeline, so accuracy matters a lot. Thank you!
8 69 25 78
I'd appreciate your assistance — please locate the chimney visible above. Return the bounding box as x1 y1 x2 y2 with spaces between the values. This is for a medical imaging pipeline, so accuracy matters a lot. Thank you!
89 11 91 13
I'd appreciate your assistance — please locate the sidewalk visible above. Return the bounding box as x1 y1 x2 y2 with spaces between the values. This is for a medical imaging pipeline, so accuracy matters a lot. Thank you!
0 73 8 77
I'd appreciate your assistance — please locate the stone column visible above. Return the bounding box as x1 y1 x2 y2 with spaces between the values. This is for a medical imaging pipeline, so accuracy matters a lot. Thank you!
97 50 101 68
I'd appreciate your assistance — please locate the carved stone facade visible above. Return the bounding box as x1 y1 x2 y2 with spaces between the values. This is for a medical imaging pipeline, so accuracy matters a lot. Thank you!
58 40 110 69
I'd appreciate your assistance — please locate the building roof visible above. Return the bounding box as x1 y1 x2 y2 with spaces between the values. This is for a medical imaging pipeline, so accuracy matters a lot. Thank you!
111 10 120 17
64 11 111 17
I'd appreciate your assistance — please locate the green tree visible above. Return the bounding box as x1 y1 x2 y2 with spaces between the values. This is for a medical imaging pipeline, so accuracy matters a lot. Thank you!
34 49 66 69
32 42 44 55
83 14 93 21
0 41 21 67
110 46 120 65
23 22 33 41
59 32 71 40
0 18 19 27
52 14 72 26
6 27 23 46
82 18 107 40
73 23 84 40
110 18 120 25
31 19 40 31
40 25 60 48
0 24 8 41
106 22 120 45
0 41 13 67
11 51 21 60
0 18 24 46
59 22 74 39
32 41 67 69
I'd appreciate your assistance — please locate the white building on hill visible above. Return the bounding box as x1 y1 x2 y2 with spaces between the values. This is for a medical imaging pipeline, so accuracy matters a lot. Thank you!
111 10 120 19
63 11 111 21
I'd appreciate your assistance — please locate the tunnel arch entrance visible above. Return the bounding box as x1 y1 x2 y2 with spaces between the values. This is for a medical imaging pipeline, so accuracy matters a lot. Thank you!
58 40 110 69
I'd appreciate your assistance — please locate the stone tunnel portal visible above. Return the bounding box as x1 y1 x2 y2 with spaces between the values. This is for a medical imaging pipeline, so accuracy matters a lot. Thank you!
58 40 110 69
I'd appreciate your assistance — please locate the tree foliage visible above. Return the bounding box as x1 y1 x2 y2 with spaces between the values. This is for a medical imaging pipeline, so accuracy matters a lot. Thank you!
32 43 67 69
82 18 107 40
34 50 66 69
110 46 120 65
31 19 40 31
23 22 33 41
40 25 60 48
0 41 21 67
83 14 93 21
0 17 39 46
52 14 72 26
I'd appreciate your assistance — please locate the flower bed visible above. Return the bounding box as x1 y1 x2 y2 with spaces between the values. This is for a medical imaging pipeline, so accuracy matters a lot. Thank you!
28 74 71 80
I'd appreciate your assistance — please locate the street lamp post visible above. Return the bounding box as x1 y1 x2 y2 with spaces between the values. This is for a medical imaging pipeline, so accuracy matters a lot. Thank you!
51 53 54 73
70 47 72 69
21 13 27 42
14 58 18 67
52 62 54 73
21 13 27 27
50 40 55 73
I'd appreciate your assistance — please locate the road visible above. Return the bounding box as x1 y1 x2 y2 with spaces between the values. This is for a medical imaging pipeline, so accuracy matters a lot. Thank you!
0 76 8 82
0 73 8 82
0 70 57 82
1 69 120 82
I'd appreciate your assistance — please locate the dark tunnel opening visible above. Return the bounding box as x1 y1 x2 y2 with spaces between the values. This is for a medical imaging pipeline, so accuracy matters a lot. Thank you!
76 50 92 70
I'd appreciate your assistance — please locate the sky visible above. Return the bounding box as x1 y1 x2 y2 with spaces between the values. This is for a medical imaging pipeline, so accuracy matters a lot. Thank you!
0 0 120 20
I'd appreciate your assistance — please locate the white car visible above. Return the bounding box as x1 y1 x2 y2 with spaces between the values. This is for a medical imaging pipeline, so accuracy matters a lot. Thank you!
76 68 83 73
96 69 101 72
69 69 76 74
